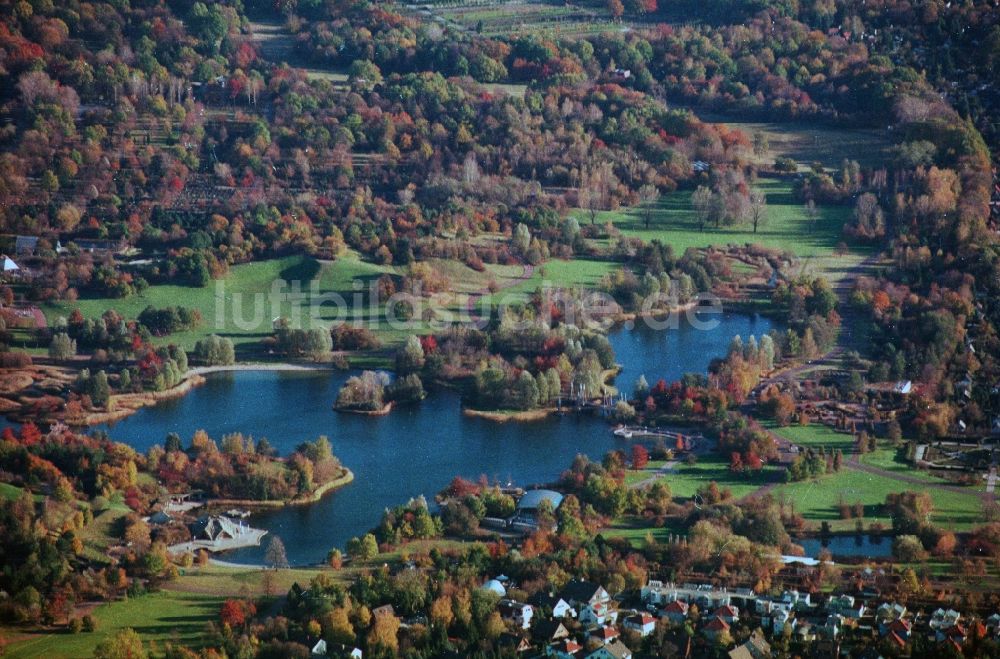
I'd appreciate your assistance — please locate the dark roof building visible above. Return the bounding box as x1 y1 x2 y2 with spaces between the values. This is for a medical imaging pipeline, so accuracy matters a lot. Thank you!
517 489 564 511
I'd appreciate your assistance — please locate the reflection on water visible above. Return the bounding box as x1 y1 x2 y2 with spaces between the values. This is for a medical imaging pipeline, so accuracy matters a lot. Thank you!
799 534 893 558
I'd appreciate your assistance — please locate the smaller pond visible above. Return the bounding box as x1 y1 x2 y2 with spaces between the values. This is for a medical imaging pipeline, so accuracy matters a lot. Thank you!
798 534 893 559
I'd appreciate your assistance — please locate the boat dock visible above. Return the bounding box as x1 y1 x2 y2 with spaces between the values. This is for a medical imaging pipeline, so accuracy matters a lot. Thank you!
612 426 703 443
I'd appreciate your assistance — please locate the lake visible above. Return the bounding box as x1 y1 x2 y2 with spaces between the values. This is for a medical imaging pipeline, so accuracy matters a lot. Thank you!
101 311 777 564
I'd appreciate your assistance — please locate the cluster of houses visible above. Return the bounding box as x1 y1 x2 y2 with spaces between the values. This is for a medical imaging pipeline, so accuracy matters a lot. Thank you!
479 577 640 658
640 580 1000 657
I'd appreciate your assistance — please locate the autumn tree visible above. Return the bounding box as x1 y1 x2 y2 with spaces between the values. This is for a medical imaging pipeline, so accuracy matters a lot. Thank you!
94 628 147 659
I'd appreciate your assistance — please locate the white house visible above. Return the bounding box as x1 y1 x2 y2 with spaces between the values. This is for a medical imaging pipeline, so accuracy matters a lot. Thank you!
769 607 795 635
498 599 533 630
781 590 811 608
579 599 617 626
622 613 657 637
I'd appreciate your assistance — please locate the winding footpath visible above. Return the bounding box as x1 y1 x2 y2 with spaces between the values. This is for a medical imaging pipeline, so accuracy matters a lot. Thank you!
739 252 997 507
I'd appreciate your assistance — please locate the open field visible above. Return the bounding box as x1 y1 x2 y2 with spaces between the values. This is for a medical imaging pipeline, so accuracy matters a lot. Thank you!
641 454 781 500
42 252 400 353
767 469 985 532
582 179 856 260
603 515 688 546
860 447 957 484
411 0 624 37
768 422 858 453
700 117 893 171
3 590 224 658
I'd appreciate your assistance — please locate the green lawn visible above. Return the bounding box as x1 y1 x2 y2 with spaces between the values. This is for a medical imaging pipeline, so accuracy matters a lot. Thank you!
624 460 669 486
4 591 224 658
484 257 618 304
860 447 958 485
658 455 781 500
580 179 854 259
768 469 985 532
603 515 688 546
768 423 858 453
43 252 400 354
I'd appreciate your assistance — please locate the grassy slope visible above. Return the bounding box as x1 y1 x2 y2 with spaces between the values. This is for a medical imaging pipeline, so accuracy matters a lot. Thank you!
768 469 984 532
4 591 224 658
42 252 396 353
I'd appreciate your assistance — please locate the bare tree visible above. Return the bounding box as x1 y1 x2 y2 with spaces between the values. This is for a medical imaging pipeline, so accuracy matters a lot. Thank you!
579 163 616 225
638 184 660 229
804 199 819 229
691 185 714 233
749 188 768 233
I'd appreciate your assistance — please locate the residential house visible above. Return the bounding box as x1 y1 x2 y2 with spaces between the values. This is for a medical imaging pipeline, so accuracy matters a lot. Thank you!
931 608 961 632
499 599 533 630
561 579 609 609
148 511 172 525
986 613 1000 636
328 645 362 659
780 590 811 609
590 626 621 645
2 255 19 275
881 618 911 640
585 638 632 659
818 614 842 639
768 607 795 636
714 605 740 625
703 617 731 641
530 592 576 619
498 633 532 654
876 602 907 623
827 595 864 619
533 620 570 644
547 638 583 659
622 613 657 637
579 599 617 627
311 640 327 657
662 600 689 624
794 621 816 643
937 623 968 645
727 630 771 659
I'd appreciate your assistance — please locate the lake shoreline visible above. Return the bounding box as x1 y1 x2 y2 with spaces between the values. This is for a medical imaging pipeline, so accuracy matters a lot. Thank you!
462 407 558 422
205 468 355 509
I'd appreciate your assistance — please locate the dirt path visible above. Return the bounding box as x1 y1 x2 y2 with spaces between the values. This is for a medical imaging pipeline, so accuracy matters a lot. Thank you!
759 253 884 387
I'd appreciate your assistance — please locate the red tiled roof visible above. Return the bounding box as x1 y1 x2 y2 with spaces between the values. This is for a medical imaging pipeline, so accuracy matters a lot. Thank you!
706 617 731 632
592 626 620 640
